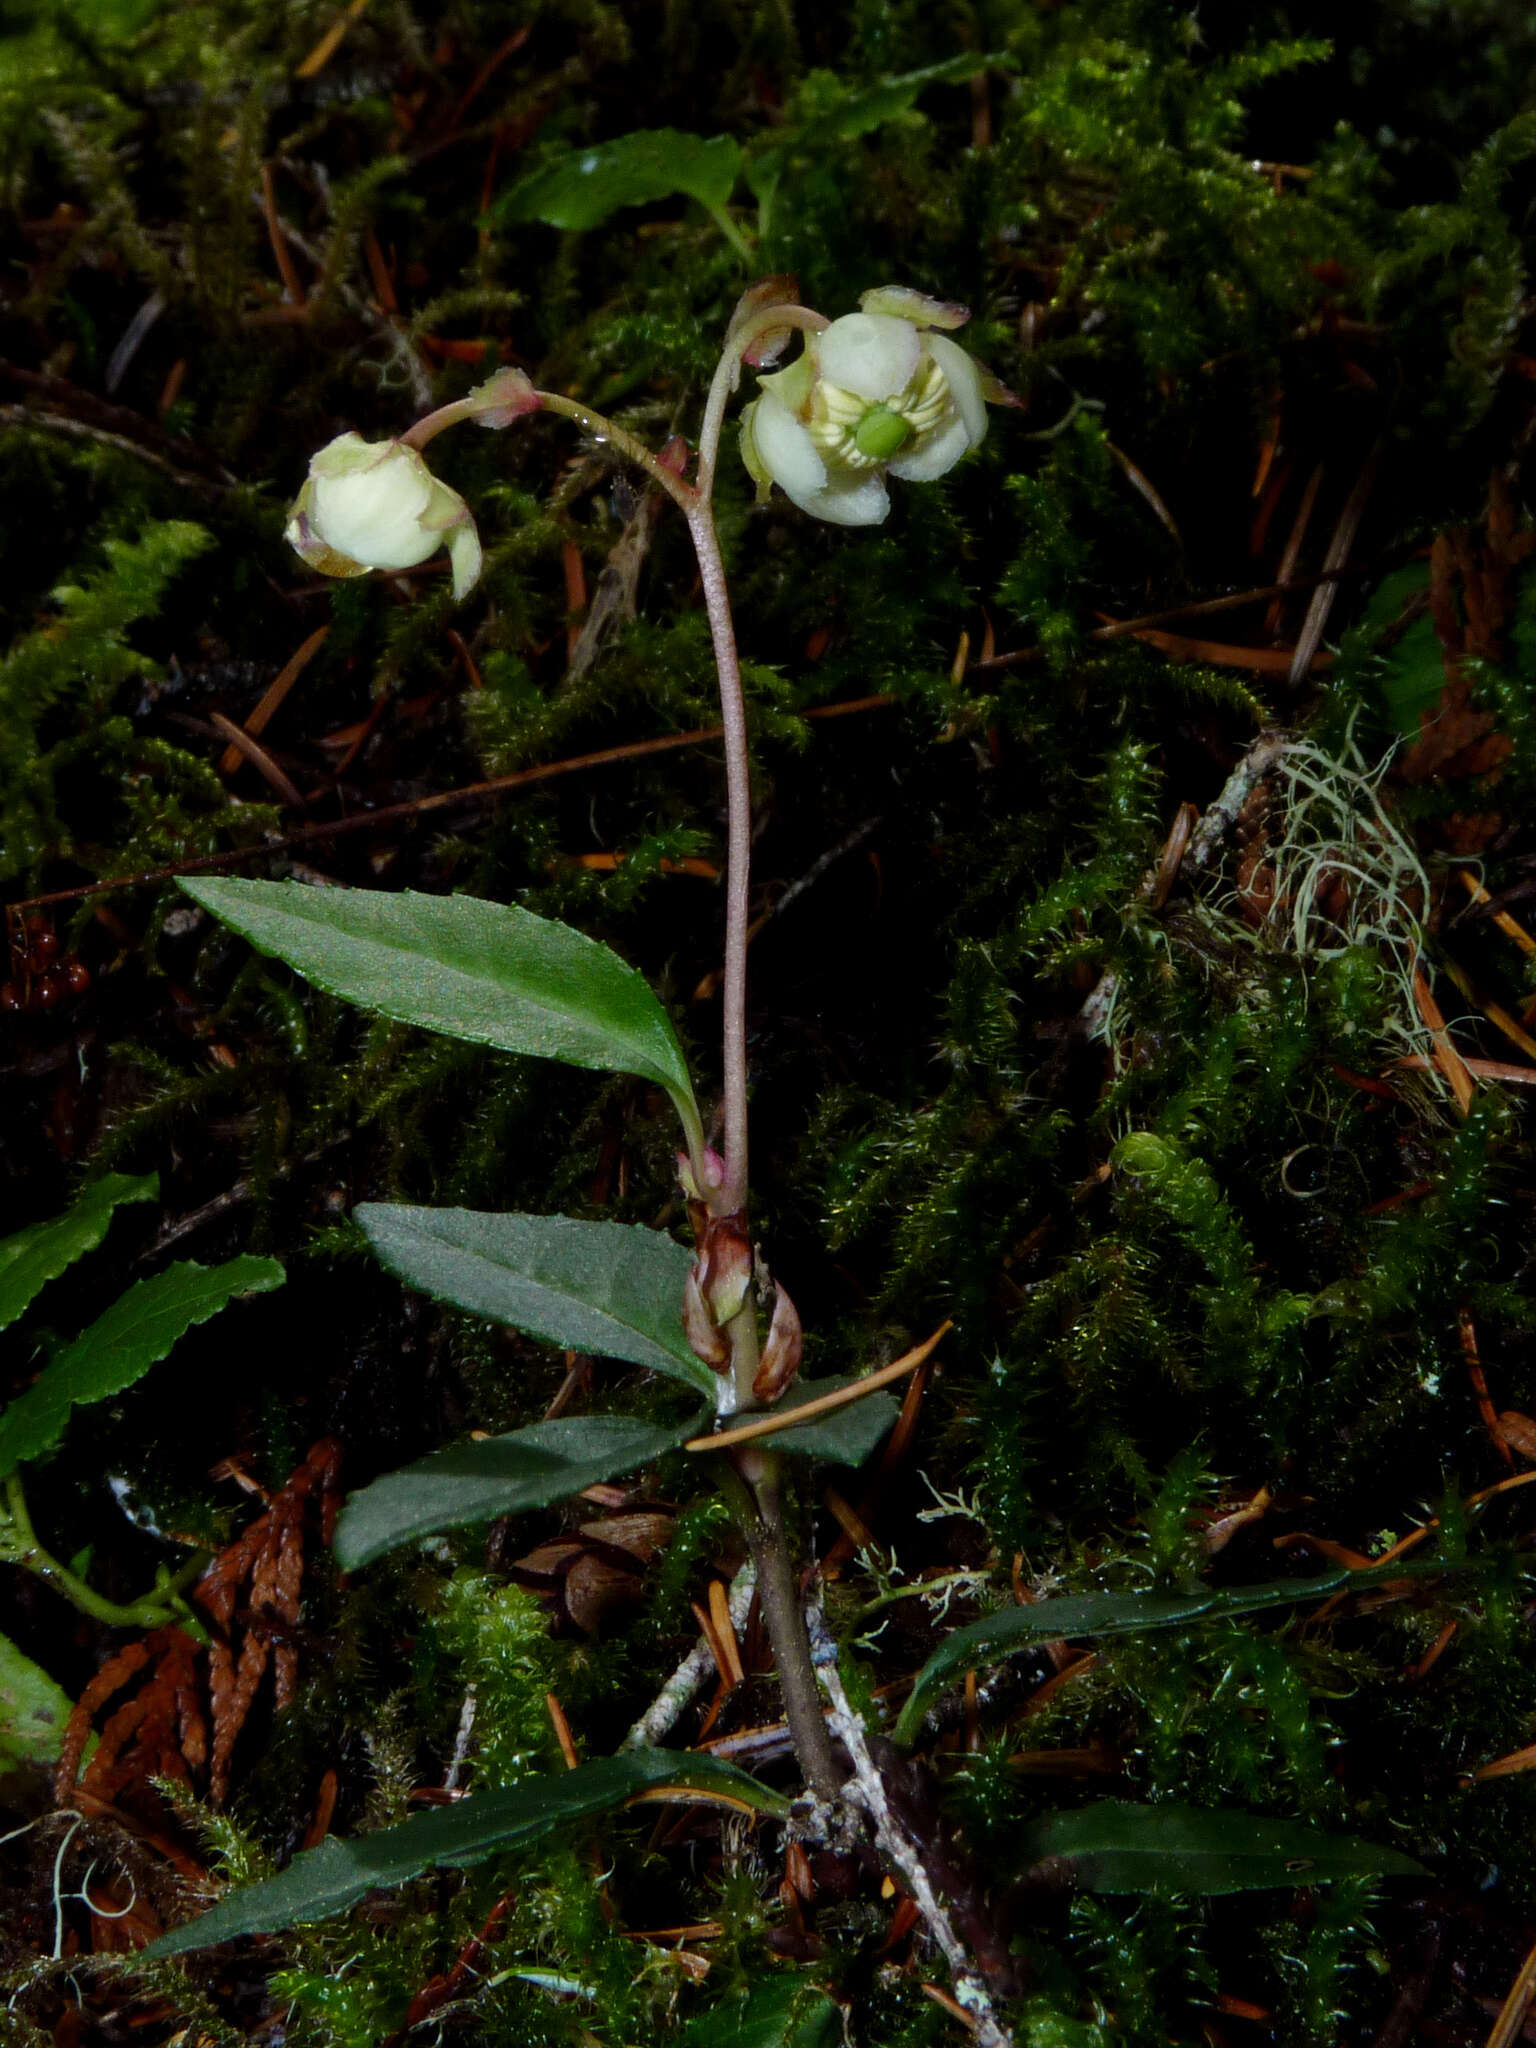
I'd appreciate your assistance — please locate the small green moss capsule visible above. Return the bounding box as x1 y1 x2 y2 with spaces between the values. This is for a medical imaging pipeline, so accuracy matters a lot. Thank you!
853 403 914 460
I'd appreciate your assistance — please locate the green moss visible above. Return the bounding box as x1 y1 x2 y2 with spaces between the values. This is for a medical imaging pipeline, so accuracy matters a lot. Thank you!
431 1572 561 1789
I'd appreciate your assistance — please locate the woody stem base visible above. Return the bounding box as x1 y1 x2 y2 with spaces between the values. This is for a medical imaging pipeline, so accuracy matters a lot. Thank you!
716 1450 845 1801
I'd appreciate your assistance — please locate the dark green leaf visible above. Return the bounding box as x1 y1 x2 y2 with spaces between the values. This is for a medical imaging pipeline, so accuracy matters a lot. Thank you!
181 880 701 1147
1379 614 1444 736
894 1561 1452 1743
1356 563 1426 640
335 1413 704 1570
1354 567 1441 735
681 1976 840 2048
357 1204 712 1396
0 1173 157 1332
144 1750 786 1956
759 1377 900 1464
0 1255 284 1479
1023 1800 1427 1893
0 1630 76 1770
498 129 741 231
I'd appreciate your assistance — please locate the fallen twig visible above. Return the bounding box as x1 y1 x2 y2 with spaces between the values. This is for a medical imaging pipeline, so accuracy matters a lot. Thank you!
684 1323 951 1454
811 1613 1015 2048
967 573 1355 676
622 1565 756 1750
1288 446 1380 686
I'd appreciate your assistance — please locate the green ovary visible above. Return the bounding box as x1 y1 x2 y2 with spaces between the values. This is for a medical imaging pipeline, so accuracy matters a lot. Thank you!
853 404 915 460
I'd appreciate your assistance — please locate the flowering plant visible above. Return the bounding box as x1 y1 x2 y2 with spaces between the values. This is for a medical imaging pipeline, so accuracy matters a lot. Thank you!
239 279 1006 1801
163 284 1015 2022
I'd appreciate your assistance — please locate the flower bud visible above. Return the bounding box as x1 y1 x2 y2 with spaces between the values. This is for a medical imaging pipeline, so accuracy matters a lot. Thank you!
285 433 483 599
752 1282 803 1405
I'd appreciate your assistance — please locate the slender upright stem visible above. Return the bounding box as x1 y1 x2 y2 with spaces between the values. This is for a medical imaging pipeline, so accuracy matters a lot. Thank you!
687 299 827 1213
686 501 753 1217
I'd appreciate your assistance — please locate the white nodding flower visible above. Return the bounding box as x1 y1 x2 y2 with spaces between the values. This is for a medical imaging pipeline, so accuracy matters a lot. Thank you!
285 433 483 599
738 285 1000 527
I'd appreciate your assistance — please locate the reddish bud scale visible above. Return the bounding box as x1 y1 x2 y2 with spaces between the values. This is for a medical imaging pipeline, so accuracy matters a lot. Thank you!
696 1212 753 1326
752 1284 803 1405
682 1268 731 1372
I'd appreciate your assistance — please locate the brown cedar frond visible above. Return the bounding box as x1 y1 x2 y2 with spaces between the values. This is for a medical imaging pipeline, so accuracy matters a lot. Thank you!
56 1441 341 1810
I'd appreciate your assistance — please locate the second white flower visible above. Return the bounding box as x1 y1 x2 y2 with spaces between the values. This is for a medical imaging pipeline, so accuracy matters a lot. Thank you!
739 287 994 527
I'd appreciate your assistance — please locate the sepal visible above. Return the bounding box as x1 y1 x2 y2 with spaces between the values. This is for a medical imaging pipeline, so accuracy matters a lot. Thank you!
466 366 541 429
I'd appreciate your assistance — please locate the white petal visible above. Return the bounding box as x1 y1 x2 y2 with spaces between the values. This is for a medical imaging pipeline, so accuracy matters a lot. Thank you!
925 334 988 448
815 314 921 402
794 470 890 527
310 445 439 569
751 392 828 501
888 408 971 482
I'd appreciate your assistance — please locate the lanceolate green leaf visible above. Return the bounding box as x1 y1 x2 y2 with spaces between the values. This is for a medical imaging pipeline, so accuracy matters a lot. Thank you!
894 1559 1456 1744
1022 1800 1427 1894
335 1413 704 1570
0 1255 284 1479
0 1629 76 1770
182 880 702 1151
759 1377 900 1464
497 128 742 232
680 1976 841 2048
143 1750 786 1957
357 1204 712 1396
0 1173 157 1333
